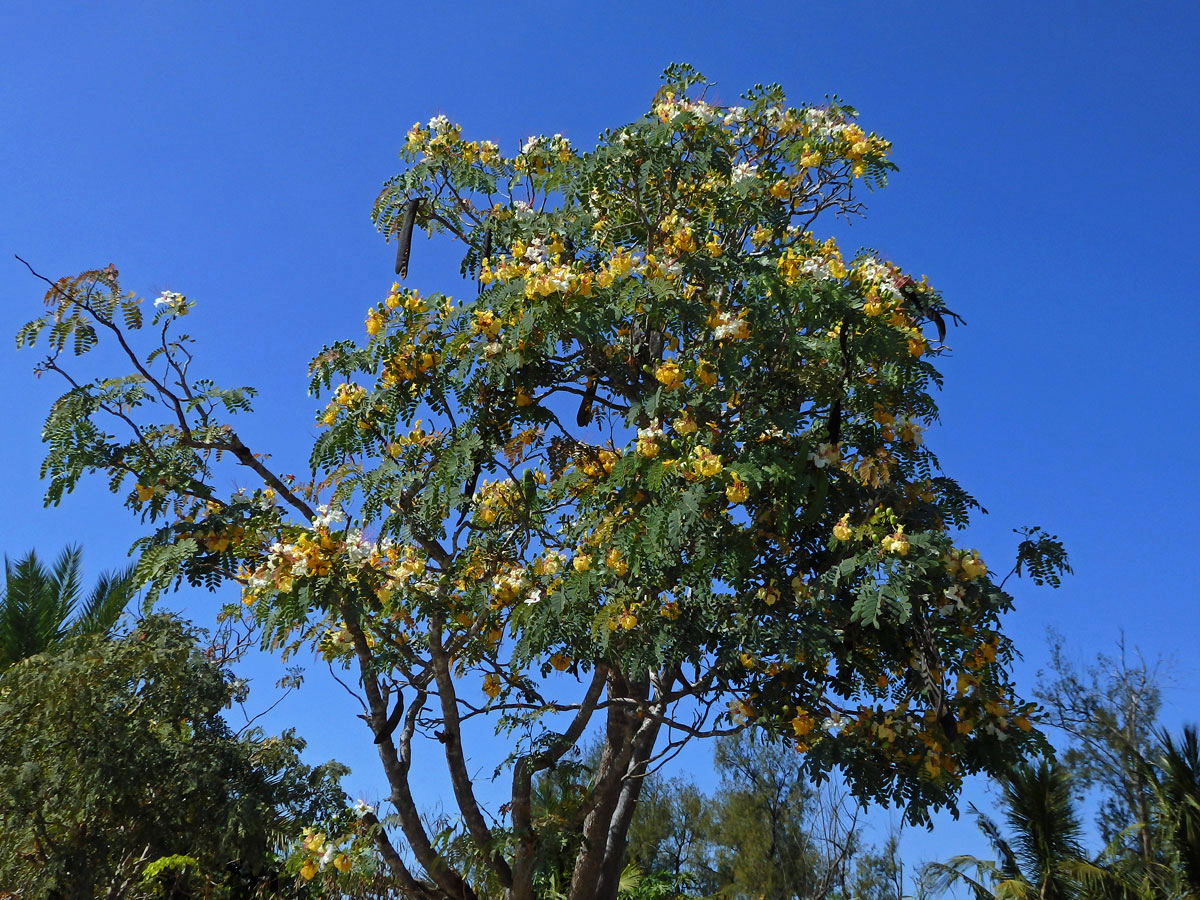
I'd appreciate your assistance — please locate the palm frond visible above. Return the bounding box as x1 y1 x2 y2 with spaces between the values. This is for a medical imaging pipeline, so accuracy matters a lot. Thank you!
70 561 138 638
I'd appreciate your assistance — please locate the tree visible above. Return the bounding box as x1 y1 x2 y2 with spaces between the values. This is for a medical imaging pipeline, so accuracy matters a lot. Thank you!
925 761 1090 900
16 65 1068 900
1035 634 1166 863
0 545 137 671
625 732 913 900
1135 726 1200 899
0 613 352 899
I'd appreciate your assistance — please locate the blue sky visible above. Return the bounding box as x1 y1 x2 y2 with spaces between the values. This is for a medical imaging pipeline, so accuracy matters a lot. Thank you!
4 0 1198 884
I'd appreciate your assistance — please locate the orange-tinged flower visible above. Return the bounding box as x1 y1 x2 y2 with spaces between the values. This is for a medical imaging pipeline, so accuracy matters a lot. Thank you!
550 653 571 671
334 853 352 873
482 673 501 699
300 861 317 880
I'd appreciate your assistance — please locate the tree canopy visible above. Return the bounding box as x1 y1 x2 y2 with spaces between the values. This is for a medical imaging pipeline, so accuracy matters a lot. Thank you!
0 613 350 898
16 64 1068 900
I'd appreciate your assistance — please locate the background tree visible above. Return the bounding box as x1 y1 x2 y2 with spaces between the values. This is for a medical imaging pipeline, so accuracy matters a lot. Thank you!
625 732 913 900
0 613 351 899
0 545 137 671
1035 633 1166 863
17 65 1068 900
924 760 1091 900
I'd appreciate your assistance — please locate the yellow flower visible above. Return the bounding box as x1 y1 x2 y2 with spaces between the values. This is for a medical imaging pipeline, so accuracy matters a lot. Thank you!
832 515 852 542
695 362 718 388
334 853 352 873
482 673 501 699
654 360 684 390
881 527 909 556
791 711 815 736
725 476 749 504
659 601 680 619
550 653 571 671
673 413 698 435
636 438 660 458
572 554 592 572
515 388 534 407
618 611 638 630
606 548 628 576
300 861 317 880
365 309 385 336
960 553 987 580
134 483 156 503
691 447 722 478
907 335 927 358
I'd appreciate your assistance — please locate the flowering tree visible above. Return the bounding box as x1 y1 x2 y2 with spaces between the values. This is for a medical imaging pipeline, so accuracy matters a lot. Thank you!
18 65 1067 900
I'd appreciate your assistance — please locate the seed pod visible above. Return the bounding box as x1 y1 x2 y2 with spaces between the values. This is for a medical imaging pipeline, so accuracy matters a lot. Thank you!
394 198 421 278
576 376 597 428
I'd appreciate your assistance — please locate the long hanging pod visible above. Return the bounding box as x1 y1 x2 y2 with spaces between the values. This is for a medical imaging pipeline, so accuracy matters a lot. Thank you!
394 197 421 279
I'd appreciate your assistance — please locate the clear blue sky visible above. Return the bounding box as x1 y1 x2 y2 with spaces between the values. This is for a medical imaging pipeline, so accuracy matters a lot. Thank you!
4 0 1198 884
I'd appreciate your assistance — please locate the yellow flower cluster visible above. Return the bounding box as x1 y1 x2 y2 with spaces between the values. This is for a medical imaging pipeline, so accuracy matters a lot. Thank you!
381 345 439 385
880 526 909 556
319 383 366 426
297 828 353 880
687 446 722 480
944 549 987 581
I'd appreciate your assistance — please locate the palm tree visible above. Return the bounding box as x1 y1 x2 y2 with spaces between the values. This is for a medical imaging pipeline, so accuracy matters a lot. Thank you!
0 545 138 671
1142 726 1200 898
926 760 1089 899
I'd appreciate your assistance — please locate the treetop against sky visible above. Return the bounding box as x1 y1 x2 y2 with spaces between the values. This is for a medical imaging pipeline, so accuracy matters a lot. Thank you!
4 1 1199 890
15 65 1076 897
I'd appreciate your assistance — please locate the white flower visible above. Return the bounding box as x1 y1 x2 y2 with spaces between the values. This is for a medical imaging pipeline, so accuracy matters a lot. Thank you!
427 113 451 134
523 239 550 264
320 845 337 867
520 135 543 155
524 589 542 606
547 269 571 293
730 162 758 184
153 291 190 316
712 312 749 341
637 425 664 440
723 106 748 126
311 505 346 529
352 799 375 818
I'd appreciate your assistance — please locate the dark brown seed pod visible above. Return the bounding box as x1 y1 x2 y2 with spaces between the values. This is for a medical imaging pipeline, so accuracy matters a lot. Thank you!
576 376 597 428
394 198 421 278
